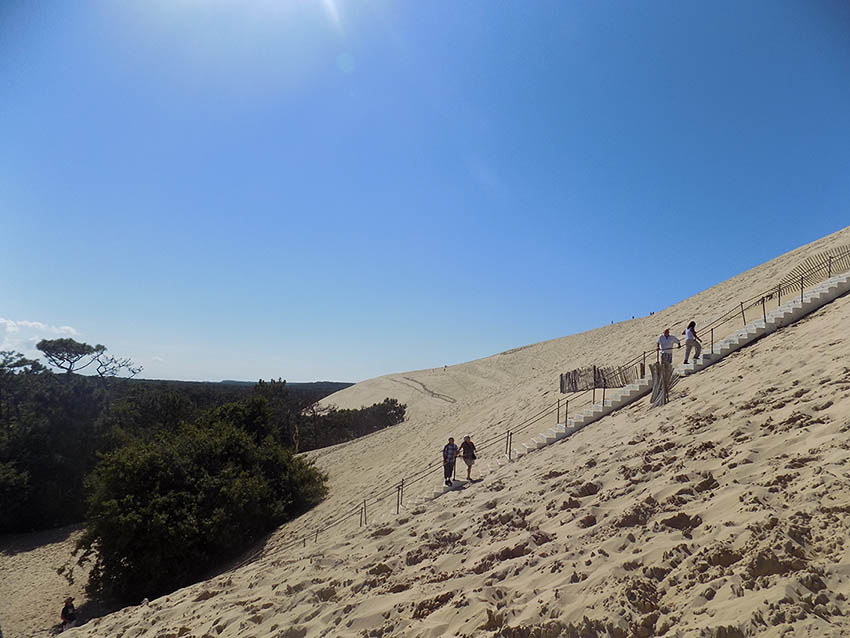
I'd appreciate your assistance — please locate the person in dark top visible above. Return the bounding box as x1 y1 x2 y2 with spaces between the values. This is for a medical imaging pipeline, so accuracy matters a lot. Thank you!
61 597 77 631
442 437 458 486
459 435 476 480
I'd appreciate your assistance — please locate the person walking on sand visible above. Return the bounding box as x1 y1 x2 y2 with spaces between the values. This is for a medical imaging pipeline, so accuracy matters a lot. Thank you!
656 328 680 365
442 437 459 486
459 435 477 480
61 597 77 631
682 321 702 364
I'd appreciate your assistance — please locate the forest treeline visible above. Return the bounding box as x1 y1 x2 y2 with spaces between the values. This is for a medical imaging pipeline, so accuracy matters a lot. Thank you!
0 341 405 601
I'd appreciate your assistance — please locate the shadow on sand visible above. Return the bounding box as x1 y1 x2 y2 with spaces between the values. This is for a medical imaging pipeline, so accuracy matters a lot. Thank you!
0 523 82 556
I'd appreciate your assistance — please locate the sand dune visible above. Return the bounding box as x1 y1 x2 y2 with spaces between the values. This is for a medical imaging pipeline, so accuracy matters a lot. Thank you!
4 226 850 637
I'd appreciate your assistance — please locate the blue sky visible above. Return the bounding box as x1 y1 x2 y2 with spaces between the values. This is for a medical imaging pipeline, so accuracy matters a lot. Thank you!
1 1 849 382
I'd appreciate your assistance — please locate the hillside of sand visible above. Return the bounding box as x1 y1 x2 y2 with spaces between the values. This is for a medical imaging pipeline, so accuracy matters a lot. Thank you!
3 226 850 638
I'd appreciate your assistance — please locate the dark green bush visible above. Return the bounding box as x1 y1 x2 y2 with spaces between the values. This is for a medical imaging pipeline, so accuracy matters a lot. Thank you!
77 418 327 602
1 347 389 541
0 360 349 533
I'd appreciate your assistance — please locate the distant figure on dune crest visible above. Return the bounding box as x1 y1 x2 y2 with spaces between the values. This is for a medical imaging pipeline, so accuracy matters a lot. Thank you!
657 328 680 365
61 596 77 631
459 435 477 480
443 437 458 486
682 321 702 364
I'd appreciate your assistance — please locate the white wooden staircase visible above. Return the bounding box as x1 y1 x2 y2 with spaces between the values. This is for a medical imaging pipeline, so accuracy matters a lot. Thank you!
424 271 850 500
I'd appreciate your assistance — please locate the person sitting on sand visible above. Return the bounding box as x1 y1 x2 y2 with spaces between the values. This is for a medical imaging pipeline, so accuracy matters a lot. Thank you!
682 321 702 364
656 328 680 365
459 435 477 481
443 437 458 486
61 597 77 631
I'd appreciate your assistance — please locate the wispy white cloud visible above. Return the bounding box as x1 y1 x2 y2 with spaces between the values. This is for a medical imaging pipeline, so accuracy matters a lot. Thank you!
151 355 165 363
0 317 80 361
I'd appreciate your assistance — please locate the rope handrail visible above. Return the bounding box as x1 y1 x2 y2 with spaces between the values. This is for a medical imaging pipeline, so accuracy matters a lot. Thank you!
273 397 574 553
272 251 850 555
699 246 850 334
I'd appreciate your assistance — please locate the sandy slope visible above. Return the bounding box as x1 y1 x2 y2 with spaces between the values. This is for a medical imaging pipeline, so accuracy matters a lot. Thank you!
3 226 850 638
0 525 90 638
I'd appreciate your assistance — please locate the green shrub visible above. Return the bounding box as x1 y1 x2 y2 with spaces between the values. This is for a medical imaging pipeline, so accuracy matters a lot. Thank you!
77 419 327 602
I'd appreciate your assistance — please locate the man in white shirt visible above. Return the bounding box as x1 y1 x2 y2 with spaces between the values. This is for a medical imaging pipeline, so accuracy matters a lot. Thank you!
657 328 680 364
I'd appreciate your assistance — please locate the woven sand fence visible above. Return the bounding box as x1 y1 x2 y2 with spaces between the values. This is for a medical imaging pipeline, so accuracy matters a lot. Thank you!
560 364 641 394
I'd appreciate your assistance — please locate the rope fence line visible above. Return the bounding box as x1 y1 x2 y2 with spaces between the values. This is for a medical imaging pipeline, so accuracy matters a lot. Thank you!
270 250 850 554
700 246 850 335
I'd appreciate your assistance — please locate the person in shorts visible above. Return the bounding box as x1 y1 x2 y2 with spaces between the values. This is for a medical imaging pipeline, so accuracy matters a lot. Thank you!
459 435 476 480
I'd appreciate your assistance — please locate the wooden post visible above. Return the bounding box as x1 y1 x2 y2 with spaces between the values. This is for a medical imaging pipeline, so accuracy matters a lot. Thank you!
592 366 596 403
800 276 804 304
363 499 367 526
762 296 766 323
711 328 714 355
557 398 560 423
400 478 404 507
777 284 781 305
740 301 746 326
829 256 832 278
